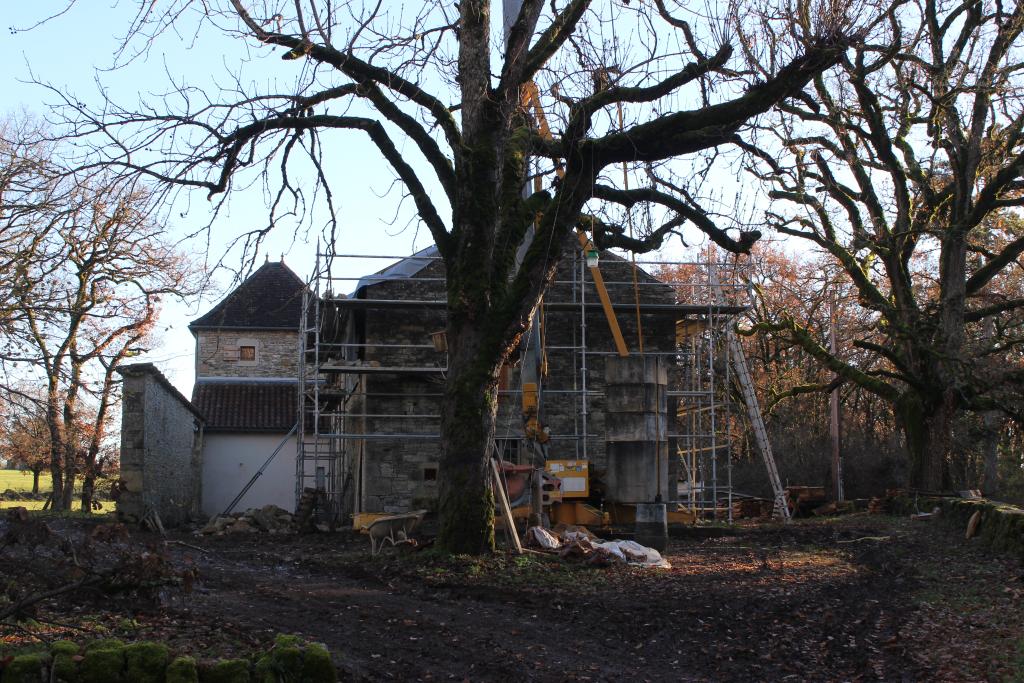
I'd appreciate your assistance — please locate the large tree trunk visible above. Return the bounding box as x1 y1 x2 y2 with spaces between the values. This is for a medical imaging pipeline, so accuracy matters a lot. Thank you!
46 393 66 512
436 321 502 554
62 455 77 510
80 443 100 513
898 394 952 491
31 467 41 495
980 411 1003 496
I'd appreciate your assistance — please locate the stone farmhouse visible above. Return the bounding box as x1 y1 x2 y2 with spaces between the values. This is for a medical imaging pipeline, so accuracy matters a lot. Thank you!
117 245 739 526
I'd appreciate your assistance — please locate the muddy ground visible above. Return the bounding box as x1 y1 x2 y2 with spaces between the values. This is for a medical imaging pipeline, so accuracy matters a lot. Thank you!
4 513 1023 681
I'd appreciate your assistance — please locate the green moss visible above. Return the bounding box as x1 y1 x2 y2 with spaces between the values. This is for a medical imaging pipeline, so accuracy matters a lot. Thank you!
199 658 250 683
165 656 198 683
301 643 336 683
79 644 125 683
124 642 169 683
272 635 301 650
253 655 273 683
253 637 306 683
51 653 78 683
84 639 125 653
272 648 303 683
2 653 47 683
50 642 79 657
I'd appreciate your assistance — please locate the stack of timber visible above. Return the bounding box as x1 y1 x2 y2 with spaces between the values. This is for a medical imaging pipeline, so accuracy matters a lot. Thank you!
785 486 827 517
732 498 773 520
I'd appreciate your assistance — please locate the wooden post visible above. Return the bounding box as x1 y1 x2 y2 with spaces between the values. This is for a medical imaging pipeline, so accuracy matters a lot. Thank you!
490 458 524 555
829 292 844 502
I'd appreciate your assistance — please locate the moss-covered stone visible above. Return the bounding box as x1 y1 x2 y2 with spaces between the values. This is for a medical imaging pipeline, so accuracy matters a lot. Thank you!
199 658 250 683
272 647 303 683
79 644 125 683
253 636 306 683
84 639 125 653
253 655 273 683
166 656 198 683
51 642 80 657
300 643 336 683
2 653 47 683
893 496 1024 559
50 640 80 683
125 642 169 683
51 654 78 682
272 635 301 650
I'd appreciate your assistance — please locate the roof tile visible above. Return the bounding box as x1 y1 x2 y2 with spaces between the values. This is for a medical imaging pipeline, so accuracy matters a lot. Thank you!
190 261 308 330
191 381 297 432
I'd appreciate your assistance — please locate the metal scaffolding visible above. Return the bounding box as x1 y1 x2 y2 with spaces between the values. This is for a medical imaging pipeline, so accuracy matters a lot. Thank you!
296 246 764 521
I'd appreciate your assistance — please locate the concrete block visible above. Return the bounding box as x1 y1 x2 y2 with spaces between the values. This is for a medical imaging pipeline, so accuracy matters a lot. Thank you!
635 502 668 551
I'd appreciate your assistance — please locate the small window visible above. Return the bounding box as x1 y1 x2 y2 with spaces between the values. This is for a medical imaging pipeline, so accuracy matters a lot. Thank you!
423 466 438 481
239 345 256 361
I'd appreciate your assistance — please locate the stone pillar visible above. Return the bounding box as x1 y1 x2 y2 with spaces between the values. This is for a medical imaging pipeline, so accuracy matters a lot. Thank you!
604 356 669 503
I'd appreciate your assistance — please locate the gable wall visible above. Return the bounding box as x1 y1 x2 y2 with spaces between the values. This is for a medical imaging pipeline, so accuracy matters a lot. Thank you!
118 369 203 526
196 330 299 378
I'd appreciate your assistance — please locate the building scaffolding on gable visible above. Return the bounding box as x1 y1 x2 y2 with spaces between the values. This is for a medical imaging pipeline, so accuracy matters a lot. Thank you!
296 245 773 523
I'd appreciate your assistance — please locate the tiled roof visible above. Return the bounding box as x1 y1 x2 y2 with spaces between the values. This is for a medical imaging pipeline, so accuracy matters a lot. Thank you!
190 261 308 331
191 381 297 432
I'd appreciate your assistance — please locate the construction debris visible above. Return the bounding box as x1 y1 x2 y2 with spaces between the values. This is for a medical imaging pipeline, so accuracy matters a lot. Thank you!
198 505 294 536
523 524 671 569
911 506 942 522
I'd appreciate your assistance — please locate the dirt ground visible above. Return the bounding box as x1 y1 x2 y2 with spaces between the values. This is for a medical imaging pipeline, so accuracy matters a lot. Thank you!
3 513 1023 681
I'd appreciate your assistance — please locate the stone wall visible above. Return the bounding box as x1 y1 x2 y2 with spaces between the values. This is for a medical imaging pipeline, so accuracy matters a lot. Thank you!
196 330 298 378
117 364 204 526
356 259 446 513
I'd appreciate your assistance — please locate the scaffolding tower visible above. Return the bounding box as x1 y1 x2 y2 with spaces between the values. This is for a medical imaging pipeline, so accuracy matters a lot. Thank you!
296 246 764 521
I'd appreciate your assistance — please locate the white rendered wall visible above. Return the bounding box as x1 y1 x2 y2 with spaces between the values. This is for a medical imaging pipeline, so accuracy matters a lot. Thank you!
202 433 297 515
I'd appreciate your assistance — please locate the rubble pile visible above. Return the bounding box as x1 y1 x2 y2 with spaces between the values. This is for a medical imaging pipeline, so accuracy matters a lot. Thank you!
199 504 294 535
524 524 671 569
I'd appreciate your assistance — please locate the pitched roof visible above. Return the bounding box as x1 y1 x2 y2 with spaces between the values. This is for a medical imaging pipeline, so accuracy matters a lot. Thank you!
191 381 297 433
352 245 440 296
190 261 308 331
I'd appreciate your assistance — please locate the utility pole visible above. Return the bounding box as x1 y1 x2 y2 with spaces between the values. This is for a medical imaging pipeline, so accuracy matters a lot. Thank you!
829 287 844 502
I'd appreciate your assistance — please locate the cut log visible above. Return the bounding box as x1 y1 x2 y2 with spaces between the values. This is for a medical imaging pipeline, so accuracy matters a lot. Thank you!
965 510 982 539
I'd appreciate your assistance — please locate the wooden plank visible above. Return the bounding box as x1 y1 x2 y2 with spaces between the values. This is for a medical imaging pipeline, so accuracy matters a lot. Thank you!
577 231 629 357
490 459 524 555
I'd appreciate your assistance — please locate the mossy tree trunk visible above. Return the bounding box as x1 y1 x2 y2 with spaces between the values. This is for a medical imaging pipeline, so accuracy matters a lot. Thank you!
436 318 502 554
897 393 953 491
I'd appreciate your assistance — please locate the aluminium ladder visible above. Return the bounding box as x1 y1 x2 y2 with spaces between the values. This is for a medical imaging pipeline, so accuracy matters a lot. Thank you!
708 262 791 521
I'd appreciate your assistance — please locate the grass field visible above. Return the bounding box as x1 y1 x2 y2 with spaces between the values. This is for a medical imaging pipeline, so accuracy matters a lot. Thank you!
0 469 47 493
0 469 114 513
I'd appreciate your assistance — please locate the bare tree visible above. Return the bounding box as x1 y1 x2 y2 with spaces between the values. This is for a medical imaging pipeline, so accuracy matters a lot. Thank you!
1 126 199 511
744 0 1024 489
0 392 52 494
42 0 855 551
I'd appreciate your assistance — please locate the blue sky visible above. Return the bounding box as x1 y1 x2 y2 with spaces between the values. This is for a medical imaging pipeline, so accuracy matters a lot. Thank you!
2 2 768 396
2 3 448 393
